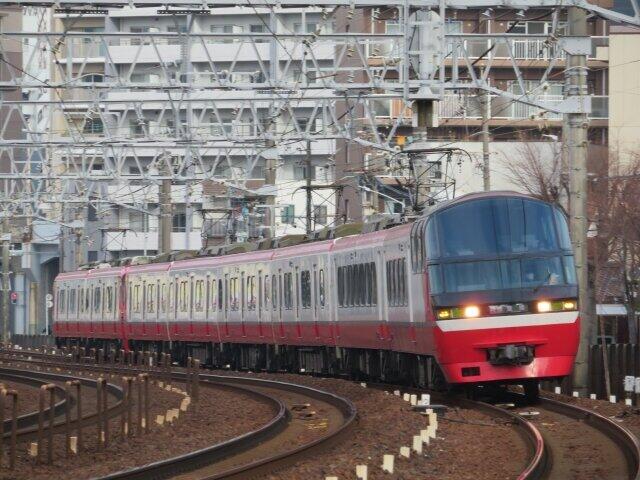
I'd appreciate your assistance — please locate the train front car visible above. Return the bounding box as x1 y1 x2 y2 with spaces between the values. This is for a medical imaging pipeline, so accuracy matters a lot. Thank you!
424 192 579 391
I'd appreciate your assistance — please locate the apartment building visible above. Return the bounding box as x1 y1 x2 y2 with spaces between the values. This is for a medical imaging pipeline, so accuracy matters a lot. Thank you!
51 7 337 267
334 8 610 220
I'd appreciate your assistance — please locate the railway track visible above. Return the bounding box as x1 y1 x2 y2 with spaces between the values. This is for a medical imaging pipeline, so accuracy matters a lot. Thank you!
6 347 639 480
0 348 357 480
0 366 125 443
483 392 640 480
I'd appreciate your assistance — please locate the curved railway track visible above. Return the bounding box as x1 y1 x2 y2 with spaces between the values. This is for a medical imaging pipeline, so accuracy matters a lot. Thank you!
0 366 125 442
493 394 640 480
0 349 357 480
5 347 639 480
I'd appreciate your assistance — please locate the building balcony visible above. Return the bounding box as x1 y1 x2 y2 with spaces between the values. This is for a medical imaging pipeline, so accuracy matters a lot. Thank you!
106 183 203 204
373 95 609 125
438 94 609 121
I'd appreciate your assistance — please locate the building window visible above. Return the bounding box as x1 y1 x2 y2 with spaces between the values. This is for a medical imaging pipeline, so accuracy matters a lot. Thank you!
83 118 103 134
88 251 98 262
281 205 295 225
129 211 149 232
172 212 187 232
313 205 327 225
294 165 315 181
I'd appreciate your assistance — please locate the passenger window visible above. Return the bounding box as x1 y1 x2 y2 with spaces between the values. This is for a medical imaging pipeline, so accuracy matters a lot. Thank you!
194 279 205 312
93 286 101 313
319 269 325 307
301 270 311 309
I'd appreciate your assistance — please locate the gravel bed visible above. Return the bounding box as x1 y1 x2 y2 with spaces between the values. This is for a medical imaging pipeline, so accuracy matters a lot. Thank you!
0 370 276 480
544 390 640 436
212 370 528 479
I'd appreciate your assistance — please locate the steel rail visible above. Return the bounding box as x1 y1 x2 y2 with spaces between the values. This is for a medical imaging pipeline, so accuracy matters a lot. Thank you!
537 396 640 480
0 350 357 480
0 366 125 442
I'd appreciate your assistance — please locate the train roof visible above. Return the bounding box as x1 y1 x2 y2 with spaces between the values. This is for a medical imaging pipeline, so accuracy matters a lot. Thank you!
56 191 544 281
423 190 546 217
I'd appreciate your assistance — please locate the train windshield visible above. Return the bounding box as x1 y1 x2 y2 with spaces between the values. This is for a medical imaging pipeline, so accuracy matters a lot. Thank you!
427 197 576 294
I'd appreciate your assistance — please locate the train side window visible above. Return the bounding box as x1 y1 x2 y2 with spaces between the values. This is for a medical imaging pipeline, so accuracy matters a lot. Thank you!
209 278 217 312
246 275 255 311
178 280 188 313
230 277 238 311
318 269 325 308
104 286 112 315
284 272 293 310
337 267 344 307
399 258 407 306
272 275 278 311
147 283 156 313
359 264 366 306
69 288 77 315
86 287 92 313
93 285 101 314
194 279 205 313
159 283 167 313
218 279 223 311
425 219 439 260
79 288 85 314
258 274 263 316
264 275 270 309
301 270 311 309
371 262 378 306
428 265 443 294
58 289 66 314
411 220 426 273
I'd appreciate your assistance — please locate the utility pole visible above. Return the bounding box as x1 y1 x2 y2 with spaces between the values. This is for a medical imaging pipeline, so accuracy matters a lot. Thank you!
481 91 491 191
305 140 313 234
158 155 172 255
263 10 279 239
2 218 10 344
74 228 83 269
566 6 592 393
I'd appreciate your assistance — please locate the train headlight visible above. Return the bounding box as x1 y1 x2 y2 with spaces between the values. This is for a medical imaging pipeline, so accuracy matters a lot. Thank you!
436 309 451 320
562 300 577 310
463 305 480 318
536 301 552 313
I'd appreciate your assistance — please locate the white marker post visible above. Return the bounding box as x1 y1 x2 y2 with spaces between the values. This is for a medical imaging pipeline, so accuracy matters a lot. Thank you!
412 435 423 454
624 376 635 406
355 464 368 480
421 393 430 405
410 394 417 406
382 455 394 473
400 446 410 458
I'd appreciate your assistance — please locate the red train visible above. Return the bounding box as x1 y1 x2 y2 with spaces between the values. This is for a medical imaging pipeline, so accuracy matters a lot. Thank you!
53 191 580 394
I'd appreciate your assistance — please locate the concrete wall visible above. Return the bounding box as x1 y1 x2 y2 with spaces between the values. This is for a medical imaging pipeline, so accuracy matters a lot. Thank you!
609 28 640 164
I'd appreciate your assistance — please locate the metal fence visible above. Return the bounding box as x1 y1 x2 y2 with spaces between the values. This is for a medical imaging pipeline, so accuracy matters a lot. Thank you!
10 334 55 349
588 343 639 400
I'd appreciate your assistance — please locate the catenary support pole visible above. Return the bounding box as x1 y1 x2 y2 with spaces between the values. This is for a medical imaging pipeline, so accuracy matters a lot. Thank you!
566 6 593 393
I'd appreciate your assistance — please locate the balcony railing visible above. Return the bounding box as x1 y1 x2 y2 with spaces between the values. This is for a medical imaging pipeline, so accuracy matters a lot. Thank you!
444 36 608 62
438 94 608 120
